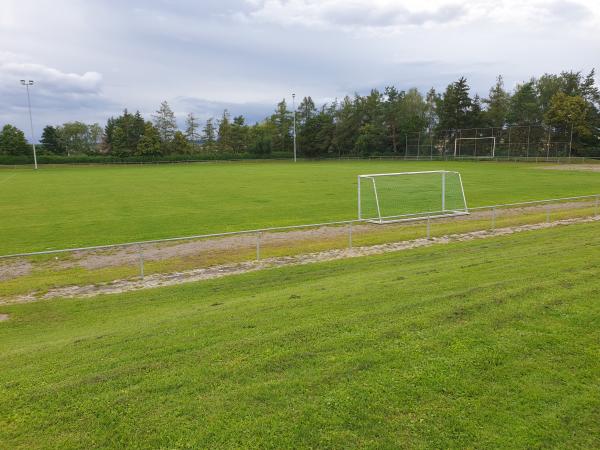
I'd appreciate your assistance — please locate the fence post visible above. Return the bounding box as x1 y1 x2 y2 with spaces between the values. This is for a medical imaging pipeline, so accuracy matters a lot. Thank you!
491 207 496 232
426 215 431 240
348 223 353 249
138 244 144 280
256 232 261 261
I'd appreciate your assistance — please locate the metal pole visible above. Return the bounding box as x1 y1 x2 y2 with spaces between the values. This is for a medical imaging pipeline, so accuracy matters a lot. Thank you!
404 134 408 159
546 127 551 161
357 176 361 220
441 172 446 212
256 232 261 261
416 131 421 160
569 122 573 159
430 130 434 160
348 223 353 249
21 80 38 170
292 94 297 162
526 125 531 159
546 205 550 224
492 207 496 231
138 244 144 279
426 215 431 240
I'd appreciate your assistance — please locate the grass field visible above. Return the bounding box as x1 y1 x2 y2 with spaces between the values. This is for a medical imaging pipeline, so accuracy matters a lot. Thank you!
2 160 600 254
1 221 599 448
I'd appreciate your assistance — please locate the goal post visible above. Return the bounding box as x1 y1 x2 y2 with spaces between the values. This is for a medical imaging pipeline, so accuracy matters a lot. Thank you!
454 137 496 157
358 171 469 224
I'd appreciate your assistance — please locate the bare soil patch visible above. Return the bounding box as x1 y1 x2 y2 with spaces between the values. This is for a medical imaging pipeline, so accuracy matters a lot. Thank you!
540 164 600 172
0 314 9 322
3 215 597 304
0 260 32 281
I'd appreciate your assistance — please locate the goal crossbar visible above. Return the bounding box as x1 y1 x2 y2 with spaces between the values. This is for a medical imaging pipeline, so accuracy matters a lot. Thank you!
358 170 469 224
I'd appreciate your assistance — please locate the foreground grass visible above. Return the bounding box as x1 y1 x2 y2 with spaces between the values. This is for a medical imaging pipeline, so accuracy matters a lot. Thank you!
1 160 600 253
1 222 599 448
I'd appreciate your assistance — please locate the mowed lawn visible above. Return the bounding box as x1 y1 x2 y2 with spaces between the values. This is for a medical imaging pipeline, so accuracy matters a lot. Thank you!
1 160 600 253
1 223 599 448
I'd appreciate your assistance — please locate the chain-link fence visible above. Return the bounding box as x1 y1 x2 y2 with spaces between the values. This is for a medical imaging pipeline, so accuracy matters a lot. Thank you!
404 125 574 159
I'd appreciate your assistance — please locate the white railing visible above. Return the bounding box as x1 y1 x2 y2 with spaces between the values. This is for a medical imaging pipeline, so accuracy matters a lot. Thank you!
1 193 599 271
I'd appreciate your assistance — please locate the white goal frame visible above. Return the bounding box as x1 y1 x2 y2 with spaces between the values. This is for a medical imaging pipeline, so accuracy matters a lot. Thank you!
454 137 496 157
358 170 469 224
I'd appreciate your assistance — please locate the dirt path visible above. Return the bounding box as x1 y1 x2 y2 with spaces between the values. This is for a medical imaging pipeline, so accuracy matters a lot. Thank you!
3 215 597 305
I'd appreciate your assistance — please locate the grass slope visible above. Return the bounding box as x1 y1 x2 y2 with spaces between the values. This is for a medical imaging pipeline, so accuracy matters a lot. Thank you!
1 160 599 253
1 222 599 448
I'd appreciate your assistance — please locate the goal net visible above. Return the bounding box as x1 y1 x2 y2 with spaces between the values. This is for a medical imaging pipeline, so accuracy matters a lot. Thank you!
358 171 469 223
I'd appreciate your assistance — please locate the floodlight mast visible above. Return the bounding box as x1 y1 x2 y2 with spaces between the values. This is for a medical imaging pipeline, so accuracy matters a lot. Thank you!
20 79 38 170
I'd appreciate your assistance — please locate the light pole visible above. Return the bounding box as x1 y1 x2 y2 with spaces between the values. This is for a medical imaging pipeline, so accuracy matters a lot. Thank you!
20 80 38 169
569 117 573 162
292 93 297 163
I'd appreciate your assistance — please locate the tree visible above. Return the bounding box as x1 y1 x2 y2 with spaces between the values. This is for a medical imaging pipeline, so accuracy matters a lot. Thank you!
270 99 292 152
484 75 510 128
334 96 361 156
424 88 439 133
230 115 248 154
202 118 217 152
0 124 29 156
248 122 275 155
217 110 233 153
152 101 177 145
185 113 200 150
383 86 404 153
57 122 91 155
136 122 162 156
103 110 145 156
508 81 541 125
298 97 317 125
545 93 589 137
173 131 191 154
437 77 473 131
40 125 65 154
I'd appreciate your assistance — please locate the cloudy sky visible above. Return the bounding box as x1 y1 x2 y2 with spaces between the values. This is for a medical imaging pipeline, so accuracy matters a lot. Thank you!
1 0 599 139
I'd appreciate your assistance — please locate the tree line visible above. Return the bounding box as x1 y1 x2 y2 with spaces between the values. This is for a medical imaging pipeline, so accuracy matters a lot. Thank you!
1 70 599 159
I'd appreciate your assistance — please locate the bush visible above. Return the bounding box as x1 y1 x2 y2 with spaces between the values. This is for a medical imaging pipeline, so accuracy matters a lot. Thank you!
0 152 297 166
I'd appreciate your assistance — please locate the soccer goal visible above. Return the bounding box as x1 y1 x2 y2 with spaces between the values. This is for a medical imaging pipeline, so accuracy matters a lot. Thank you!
454 137 496 157
358 171 469 224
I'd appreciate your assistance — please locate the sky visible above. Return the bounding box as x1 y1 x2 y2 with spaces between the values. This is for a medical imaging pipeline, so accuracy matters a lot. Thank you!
1 0 599 140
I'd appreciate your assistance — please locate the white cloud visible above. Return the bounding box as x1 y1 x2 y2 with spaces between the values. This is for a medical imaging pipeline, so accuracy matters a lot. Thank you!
0 62 102 96
240 0 598 31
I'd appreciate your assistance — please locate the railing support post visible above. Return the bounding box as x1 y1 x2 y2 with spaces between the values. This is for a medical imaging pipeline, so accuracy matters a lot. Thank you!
426 215 431 240
348 223 353 249
138 244 144 280
256 232 261 261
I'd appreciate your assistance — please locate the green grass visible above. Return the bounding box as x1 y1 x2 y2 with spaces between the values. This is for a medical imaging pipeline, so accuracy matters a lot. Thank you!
1 222 599 448
1 160 600 254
